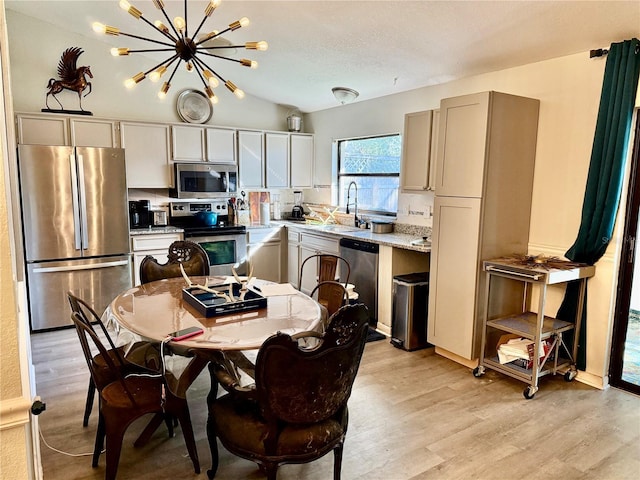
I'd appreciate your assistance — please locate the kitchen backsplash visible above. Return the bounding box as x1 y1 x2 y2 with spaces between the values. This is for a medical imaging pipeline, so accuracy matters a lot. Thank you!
396 192 434 227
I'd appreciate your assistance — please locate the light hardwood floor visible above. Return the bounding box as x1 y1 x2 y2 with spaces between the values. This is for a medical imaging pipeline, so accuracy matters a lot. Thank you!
32 328 640 480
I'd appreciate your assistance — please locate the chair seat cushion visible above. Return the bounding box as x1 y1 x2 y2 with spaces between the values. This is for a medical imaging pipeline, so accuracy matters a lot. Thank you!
211 394 345 458
101 376 164 410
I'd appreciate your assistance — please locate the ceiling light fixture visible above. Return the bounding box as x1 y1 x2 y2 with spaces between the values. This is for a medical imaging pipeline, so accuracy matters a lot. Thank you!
92 0 268 103
332 87 359 105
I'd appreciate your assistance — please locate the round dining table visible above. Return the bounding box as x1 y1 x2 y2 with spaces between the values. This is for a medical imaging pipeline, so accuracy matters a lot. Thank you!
107 276 324 351
105 276 325 397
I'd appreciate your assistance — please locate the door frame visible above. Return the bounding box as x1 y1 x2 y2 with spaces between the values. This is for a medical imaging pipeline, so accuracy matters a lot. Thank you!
610 111 640 395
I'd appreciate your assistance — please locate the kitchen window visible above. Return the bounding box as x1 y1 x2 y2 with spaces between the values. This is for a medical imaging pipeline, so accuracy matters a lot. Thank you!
337 134 401 215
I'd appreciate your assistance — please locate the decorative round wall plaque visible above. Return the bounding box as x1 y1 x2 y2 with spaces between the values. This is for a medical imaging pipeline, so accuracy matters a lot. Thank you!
176 89 213 124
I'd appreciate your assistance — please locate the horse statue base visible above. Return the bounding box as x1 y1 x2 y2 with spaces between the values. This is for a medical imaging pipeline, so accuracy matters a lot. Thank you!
41 108 93 116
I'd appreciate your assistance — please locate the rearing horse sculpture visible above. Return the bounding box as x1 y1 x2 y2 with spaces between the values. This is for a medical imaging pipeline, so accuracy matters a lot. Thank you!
46 47 93 111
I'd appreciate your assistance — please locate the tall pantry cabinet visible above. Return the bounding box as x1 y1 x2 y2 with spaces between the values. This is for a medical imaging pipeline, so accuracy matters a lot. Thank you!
427 91 540 361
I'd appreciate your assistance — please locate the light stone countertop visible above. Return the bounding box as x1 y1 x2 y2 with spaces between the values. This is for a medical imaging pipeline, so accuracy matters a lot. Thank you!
129 226 184 236
273 221 431 253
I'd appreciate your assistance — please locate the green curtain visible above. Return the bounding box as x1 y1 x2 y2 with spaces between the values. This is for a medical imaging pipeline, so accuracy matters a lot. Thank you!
557 38 640 370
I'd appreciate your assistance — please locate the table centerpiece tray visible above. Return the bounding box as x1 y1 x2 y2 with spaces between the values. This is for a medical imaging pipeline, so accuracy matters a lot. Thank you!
182 284 267 317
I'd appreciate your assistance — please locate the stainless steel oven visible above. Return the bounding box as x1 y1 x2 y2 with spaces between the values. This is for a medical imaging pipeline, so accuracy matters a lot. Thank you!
186 232 247 276
170 201 247 276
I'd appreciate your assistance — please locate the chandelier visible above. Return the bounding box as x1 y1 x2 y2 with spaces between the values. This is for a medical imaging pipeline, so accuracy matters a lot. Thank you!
92 0 268 103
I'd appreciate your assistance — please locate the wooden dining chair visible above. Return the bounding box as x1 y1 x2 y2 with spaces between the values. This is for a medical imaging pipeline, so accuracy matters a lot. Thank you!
71 312 200 480
67 292 161 427
310 280 349 318
139 240 210 284
206 303 369 480
298 254 351 292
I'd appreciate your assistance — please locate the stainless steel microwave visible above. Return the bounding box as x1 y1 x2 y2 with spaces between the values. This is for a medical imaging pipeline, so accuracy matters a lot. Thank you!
171 163 237 199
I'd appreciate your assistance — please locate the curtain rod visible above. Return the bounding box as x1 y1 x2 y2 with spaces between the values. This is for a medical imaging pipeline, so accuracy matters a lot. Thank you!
591 41 640 58
590 48 608 58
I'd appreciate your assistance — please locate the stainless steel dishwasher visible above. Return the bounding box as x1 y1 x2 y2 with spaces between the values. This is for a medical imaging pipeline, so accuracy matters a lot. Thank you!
339 238 379 325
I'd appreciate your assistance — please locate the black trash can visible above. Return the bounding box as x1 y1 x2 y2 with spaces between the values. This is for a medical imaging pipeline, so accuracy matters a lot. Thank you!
391 272 431 351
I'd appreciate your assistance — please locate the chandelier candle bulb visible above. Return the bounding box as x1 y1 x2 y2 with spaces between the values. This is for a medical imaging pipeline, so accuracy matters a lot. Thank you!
111 47 130 56
158 81 171 99
204 71 219 88
125 72 145 88
149 65 167 82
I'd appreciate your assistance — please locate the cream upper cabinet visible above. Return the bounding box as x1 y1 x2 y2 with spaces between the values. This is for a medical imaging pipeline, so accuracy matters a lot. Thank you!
16 113 118 147
400 110 433 192
434 94 490 198
121 122 172 188
206 127 236 164
290 134 314 188
238 130 264 188
171 125 206 162
70 118 119 147
265 132 290 188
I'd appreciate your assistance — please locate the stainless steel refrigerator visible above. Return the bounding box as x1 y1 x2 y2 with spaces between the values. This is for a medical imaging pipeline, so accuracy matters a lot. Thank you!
18 145 132 331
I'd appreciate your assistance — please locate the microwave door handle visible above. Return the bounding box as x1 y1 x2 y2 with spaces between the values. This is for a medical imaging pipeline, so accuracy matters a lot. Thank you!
222 172 228 191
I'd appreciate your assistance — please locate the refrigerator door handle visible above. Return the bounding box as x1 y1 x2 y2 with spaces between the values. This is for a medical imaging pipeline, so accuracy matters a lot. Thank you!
69 153 82 250
77 153 89 250
31 259 129 274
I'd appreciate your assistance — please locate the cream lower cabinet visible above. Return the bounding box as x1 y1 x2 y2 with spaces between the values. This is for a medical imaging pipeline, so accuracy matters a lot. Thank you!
287 229 301 287
131 233 182 285
428 197 481 357
298 232 340 295
247 227 282 283
286 228 340 293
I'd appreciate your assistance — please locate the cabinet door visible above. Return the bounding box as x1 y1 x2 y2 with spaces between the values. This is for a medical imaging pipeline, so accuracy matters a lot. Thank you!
427 109 440 191
70 118 119 147
172 125 205 161
435 92 490 198
265 132 289 188
400 110 432 192
16 114 69 145
206 127 236 164
290 134 313 188
299 244 320 295
287 241 299 287
427 196 481 359
249 242 281 283
238 130 264 188
121 122 172 188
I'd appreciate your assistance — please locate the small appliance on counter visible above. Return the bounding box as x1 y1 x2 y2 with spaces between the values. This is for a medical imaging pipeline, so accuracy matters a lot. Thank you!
151 209 168 226
129 200 152 228
291 190 304 219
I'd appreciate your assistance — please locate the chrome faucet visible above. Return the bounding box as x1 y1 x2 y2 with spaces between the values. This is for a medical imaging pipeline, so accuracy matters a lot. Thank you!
346 181 362 227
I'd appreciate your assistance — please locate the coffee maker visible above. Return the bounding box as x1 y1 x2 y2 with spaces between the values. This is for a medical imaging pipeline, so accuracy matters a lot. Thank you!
129 200 152 228
291 191 304 219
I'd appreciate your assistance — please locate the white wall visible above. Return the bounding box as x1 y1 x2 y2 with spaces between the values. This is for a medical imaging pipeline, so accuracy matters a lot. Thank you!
306 52 637 386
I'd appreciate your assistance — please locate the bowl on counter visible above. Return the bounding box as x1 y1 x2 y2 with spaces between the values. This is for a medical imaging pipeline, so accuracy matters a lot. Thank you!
371 221 393 234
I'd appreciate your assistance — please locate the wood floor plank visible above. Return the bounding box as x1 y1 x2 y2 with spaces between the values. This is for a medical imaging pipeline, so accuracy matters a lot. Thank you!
31 329 640 480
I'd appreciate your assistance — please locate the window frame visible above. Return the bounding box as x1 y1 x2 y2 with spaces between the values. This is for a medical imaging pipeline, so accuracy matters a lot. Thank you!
335 133 401 216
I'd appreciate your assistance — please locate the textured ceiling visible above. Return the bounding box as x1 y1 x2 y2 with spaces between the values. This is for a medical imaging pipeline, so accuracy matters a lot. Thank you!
5 0 640 112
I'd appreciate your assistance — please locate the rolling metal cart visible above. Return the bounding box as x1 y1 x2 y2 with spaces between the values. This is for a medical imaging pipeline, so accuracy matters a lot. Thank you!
473 257 595 399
